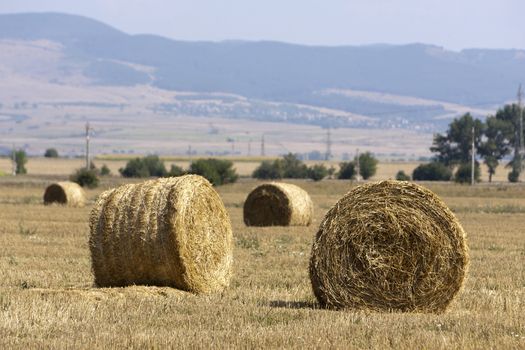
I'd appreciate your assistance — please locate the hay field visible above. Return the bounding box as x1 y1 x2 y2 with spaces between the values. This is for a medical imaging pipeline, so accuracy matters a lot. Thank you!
0 177 524 348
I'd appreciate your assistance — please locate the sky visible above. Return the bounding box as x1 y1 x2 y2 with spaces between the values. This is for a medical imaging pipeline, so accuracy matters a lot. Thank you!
0 0 524 51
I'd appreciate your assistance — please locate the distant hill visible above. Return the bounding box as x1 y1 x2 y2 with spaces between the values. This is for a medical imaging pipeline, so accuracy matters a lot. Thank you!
0 12 524 131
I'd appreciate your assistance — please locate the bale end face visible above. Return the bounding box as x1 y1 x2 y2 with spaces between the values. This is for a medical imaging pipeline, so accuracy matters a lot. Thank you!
309 180 469 313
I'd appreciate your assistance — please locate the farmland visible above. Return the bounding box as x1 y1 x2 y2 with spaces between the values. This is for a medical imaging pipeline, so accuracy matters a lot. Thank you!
0 174 524 348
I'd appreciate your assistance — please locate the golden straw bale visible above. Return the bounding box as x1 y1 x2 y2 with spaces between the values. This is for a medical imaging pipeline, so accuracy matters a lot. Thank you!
309 180 469 313
89 175 233 294
43 181 86 207
243 182 313 226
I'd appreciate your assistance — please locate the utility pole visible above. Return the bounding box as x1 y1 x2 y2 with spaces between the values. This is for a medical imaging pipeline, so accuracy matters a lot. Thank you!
261 134 265 157
471 126 475 186
11 144 16 176
355 148 361 181
518 84 524 181
188 145 192 162
325 127 332 161
85 122 92 170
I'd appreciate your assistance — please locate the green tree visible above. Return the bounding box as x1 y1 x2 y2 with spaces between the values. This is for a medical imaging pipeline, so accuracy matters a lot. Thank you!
282 153 308 178
412 162 452 181
44 148 59 158
307 164 328 181
395 170 410 181
430 113 483 166
119 155 167 178
13 149 27 174
358 152 378 180
454 163 481 184
70 168 99 188
337 161 356 180
100 164 111 176
188 159 238 186
490 104 524 180
252 160 283 179
478 116 512 182
169 164 185 177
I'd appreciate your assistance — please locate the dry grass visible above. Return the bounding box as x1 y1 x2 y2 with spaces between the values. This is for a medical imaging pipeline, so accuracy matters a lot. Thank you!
0 177 524 348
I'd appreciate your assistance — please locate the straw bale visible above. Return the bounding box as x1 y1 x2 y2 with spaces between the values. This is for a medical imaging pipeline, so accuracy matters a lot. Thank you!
309 180 469 313
43 181 86 207
89 175 233 294
243 182 313 226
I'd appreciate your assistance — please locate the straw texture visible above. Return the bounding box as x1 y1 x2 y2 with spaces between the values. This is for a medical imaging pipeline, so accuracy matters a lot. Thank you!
243 182 313 226
89 175 233 294
43 181 86 207
309 180 469 313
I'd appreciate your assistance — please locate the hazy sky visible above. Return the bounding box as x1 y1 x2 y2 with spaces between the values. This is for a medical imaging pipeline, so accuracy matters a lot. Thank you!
0 0 523 50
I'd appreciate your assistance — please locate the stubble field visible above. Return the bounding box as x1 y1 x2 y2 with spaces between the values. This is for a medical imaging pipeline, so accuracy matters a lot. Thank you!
0 176 524 349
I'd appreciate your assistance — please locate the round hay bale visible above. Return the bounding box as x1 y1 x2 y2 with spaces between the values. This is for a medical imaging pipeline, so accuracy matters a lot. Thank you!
243 182 313 226
43 181 86 207
309 180 469 313
89 175 233 294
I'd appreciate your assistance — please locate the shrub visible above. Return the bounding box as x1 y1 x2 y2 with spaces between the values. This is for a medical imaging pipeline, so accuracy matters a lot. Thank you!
338 161 356 180
307 164 328 181
252 160 284 179
169 164 185 177
13 149 27 174
119 155 167 178
282 153 308 178
412 162 452 181
252 154 310 180
70 168 99 188
44 148 59 158
359 152 378 180
508 169 520 183
454 163 480 183
100 164 111 176
188 158 238 186
395 170 411 181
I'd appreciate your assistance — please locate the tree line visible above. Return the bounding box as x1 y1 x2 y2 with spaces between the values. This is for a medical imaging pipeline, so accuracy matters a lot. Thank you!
419 103 523 183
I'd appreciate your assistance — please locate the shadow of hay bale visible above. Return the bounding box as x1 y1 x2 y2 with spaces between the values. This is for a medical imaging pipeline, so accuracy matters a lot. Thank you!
268 300 319 310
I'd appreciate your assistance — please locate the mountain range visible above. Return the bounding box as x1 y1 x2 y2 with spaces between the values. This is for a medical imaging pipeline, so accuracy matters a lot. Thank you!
0 12 524 156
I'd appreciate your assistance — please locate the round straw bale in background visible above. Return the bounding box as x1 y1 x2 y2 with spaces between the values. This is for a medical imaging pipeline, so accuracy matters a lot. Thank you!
43 181 86 207
243 182 313 226
309 180 469 313
89 175 233 294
